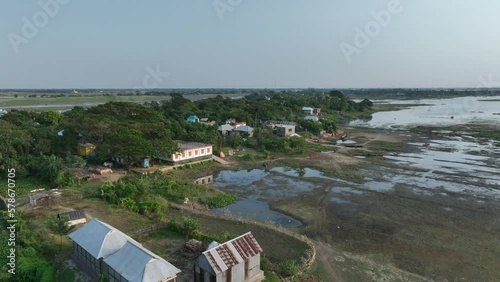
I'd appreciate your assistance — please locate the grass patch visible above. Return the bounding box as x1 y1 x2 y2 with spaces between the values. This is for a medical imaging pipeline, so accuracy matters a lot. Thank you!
370 141 403 152
205 193 238 208
311 263 331 281
0 177 49 197
234 152 266 161
263 271 281 282
304 142 334 152
354 261 371 271
335 172 365 180
169 209 309 266
149 228 184 240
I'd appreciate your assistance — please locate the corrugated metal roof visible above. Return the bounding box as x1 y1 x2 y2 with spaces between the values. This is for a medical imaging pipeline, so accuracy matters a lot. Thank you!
201 232 263 274
304 116 319 121
177 141 211 150
103 241 181 282
68 219 140 259
234 126 254 132
58 210 86 221
217 124 234 131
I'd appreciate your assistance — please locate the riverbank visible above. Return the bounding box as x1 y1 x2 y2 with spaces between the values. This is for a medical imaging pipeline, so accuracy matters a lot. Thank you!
204 121 500 281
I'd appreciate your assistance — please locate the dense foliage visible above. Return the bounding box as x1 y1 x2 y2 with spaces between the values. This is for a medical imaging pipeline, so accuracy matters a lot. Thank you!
0 212 57 282
99 173 237 219
0 89 370 190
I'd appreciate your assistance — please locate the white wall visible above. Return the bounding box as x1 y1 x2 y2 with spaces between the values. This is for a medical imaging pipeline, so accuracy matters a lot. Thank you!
171 145 212 162
67 218 87 226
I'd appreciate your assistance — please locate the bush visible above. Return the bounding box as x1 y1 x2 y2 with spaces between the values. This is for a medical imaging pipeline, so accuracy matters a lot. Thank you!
220 230 236 241
182 216 200 237
280 259 301 277
207 194 238 208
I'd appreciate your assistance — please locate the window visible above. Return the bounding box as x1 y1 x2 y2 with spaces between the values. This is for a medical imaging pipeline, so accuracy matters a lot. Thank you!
182 153 186 158
195 150 198 155
188 151 192 157
201 149 205 154
207 147 211 153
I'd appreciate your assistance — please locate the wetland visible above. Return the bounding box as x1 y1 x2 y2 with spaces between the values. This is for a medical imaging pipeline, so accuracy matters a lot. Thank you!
208 96 500 281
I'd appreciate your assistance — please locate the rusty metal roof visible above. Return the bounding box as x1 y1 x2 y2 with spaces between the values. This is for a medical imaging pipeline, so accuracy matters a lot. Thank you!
202 232 263 274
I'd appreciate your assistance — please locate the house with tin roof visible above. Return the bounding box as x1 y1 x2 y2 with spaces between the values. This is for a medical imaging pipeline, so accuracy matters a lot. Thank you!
233 125 254 137
102 241 180 282
57 210 86 226
194 232 264 282
163 141 213 165
302 107 313 115
218 124 234 136
68 219 181 282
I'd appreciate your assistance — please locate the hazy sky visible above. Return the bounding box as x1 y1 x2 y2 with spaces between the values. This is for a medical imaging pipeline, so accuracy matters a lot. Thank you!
1 0 499 88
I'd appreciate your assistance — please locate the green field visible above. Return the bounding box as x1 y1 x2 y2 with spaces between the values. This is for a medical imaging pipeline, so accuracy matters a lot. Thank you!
0 93 246 111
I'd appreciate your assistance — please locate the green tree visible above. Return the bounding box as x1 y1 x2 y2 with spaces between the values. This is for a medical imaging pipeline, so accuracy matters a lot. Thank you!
228 131 243 147
47 215 75 250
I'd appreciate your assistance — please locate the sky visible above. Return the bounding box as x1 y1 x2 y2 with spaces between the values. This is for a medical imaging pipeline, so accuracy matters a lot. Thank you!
0 0 499 89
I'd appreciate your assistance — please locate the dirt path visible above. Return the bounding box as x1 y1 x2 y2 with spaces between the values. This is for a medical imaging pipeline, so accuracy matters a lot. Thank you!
212 155 230 165
313 240 348 281
313 240 431 282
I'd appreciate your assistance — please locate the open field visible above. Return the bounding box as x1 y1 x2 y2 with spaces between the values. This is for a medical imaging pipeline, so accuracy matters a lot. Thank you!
0 93 246 111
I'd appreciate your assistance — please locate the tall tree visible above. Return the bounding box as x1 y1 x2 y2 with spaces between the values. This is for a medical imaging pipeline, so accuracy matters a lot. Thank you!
47 215 75 250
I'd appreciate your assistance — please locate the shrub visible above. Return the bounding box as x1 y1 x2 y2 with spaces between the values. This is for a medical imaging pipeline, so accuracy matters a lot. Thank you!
280 259 301 277
207 194 238 208
182 216 200 237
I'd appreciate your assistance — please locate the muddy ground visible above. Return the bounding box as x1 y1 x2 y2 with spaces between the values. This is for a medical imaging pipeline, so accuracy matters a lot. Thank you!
215 127 500 281
282 129 499 281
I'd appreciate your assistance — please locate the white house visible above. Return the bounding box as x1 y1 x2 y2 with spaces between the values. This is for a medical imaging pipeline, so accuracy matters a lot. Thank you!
194 232 264 282
166 141 213 164
302 107 313 115
68 219 181 282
